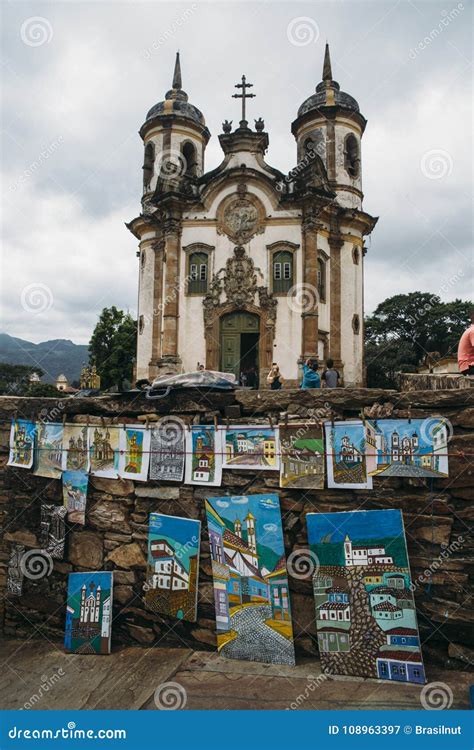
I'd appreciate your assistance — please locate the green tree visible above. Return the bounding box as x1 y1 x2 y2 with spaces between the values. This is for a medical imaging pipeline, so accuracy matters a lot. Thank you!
0 363 44 395
89 307 137 390
365 292 472 388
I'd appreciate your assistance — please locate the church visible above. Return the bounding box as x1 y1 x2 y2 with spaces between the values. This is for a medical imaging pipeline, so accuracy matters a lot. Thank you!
127 46 377 386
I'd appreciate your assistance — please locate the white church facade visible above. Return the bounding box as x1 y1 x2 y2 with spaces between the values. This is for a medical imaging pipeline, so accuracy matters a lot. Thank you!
128 47 377 386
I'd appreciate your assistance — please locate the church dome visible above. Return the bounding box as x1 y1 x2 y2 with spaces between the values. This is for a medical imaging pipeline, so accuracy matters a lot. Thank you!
297 44 360 118
145 53 206 127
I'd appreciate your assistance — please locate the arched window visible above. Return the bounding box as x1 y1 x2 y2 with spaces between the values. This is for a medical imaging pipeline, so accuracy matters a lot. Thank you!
352 246 360 265
273 250 293 293
143 142 154 191
188 251 208 294
344 134 360 178
182 141 198 178
317 258 326 302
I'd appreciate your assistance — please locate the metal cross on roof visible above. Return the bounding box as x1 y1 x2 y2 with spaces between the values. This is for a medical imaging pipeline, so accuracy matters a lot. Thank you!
232 75 255 127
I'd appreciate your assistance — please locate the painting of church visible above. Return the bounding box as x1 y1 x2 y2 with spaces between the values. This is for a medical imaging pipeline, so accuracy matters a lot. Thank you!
62 424 90 472
118 425 150 481
365 419 448 478
324 420 372 489
205 494 295 665
8 419 36 469
224 426 279 470
279 424 325 489
64 571 113 655
307 509 425 684
89 425 119 478
185 426 224 486
149 421 185 482
62 470 89 525
145 513 200 621
129 46 377 388
34 422 63 479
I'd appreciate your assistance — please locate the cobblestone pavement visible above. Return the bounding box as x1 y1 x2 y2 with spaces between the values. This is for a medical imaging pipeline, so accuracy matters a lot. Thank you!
374 463 445 478
221 604 295 666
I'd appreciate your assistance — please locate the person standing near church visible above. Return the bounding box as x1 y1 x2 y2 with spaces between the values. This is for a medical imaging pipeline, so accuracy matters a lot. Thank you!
266 363 284 390
300 359 321 389
458 310 474 376
321 358 340 388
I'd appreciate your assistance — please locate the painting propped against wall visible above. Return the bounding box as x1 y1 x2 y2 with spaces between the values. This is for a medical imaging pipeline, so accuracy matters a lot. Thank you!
366 418 449 478
40 503 67 559
223 426 280 471
62 424 90 473
34 422 63 479
149 420 185 482
324 420 372 489
63 470 89 525
8 419 36 469
306 509 426 685
279 423 324 489
145 513 201 622
185 426 224 487
118 425 151 481
64 571 113 655
205 494 295 666
89 425 120 479
7 544 25 596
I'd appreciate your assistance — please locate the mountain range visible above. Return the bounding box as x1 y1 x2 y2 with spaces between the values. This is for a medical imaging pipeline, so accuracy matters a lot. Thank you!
0 333 88 384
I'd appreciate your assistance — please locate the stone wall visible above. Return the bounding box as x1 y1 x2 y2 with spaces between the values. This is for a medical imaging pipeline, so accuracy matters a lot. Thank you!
0 388 472 670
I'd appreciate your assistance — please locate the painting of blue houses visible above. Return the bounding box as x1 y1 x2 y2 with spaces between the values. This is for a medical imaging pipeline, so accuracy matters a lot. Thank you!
205 494 295 665
224 426 280 471
307 509 425 684
8 419 36 469
324 420 372 489
64 571 113 655
365 418 449 478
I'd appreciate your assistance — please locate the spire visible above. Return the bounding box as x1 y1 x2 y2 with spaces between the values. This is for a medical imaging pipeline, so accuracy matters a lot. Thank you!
172 51 182 90
322 42 332 81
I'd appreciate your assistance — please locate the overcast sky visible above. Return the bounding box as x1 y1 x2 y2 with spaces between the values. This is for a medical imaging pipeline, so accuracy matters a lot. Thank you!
1 0 472 344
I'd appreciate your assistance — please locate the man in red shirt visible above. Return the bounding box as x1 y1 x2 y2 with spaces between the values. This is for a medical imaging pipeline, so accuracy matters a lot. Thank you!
458 310 474 375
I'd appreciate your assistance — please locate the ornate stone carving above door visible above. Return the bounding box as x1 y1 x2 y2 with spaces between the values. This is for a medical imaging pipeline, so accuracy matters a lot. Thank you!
216 192 266 243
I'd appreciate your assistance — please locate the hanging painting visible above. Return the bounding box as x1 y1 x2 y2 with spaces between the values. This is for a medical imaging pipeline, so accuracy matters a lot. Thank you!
205 493 295 666
149 419 185 482
8 419 36 469
306 509 426 684
279 423 325 489
40 503 67 559
324 419 372 489
62 470 89 525
34 422 63 479
118 425 151 481
6 544 25 596
64 571 113 655
89 424 120 478
62 424 90 473
184 426 224 487
223 426 280 471
365 418 449 479
145 513 201 621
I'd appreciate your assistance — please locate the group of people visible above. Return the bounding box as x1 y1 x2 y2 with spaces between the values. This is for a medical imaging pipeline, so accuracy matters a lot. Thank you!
266 358 340 390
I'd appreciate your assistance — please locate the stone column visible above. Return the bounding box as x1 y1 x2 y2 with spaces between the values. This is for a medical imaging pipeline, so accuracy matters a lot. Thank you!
328 233 344 374
148 239 165 377
301 210 320 360
159 214 182 372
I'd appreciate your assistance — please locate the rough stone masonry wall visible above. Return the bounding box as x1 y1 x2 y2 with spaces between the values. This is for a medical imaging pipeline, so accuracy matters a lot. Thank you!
0 388 472 670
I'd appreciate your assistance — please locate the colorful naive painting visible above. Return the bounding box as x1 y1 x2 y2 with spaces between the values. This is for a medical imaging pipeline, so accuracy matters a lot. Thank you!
365 418 449 478
223 426 280 471
205 494 295 666
89 425 120 478
62 424 90 473
306 509 426 685
64 571 113 655
118 426 151 481
184 426 224 486
279 423 324 489
324 420 372 489
145 513 201 622
34 422 63 479
62 470 89 525
40 503 67 559
149 420 185 482
8 419 36 469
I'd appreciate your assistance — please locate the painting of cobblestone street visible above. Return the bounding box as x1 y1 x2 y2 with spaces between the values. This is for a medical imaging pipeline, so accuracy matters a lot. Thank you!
325 419 372 489
307 509 426 684
365 418 449 478
205 494 295 666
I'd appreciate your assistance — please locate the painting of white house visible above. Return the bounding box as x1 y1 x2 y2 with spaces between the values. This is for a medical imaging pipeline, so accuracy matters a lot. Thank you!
184 426 224 486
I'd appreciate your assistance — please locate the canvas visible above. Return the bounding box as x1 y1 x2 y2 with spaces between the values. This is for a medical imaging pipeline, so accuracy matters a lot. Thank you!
184 426 224 486
149 420 185 482
62 424 90 472
118 425 151 481
279 423 325 489
7 544 25 596
34 422 63 479
145 513 201 621
63 470 89 524
324 420 372 489
89 425 120 478
223 426 280 471
8 419 36 469
366 418 449 478
40 504 67 559
205 494 295 666
64 571 113 655
306 509 426 685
